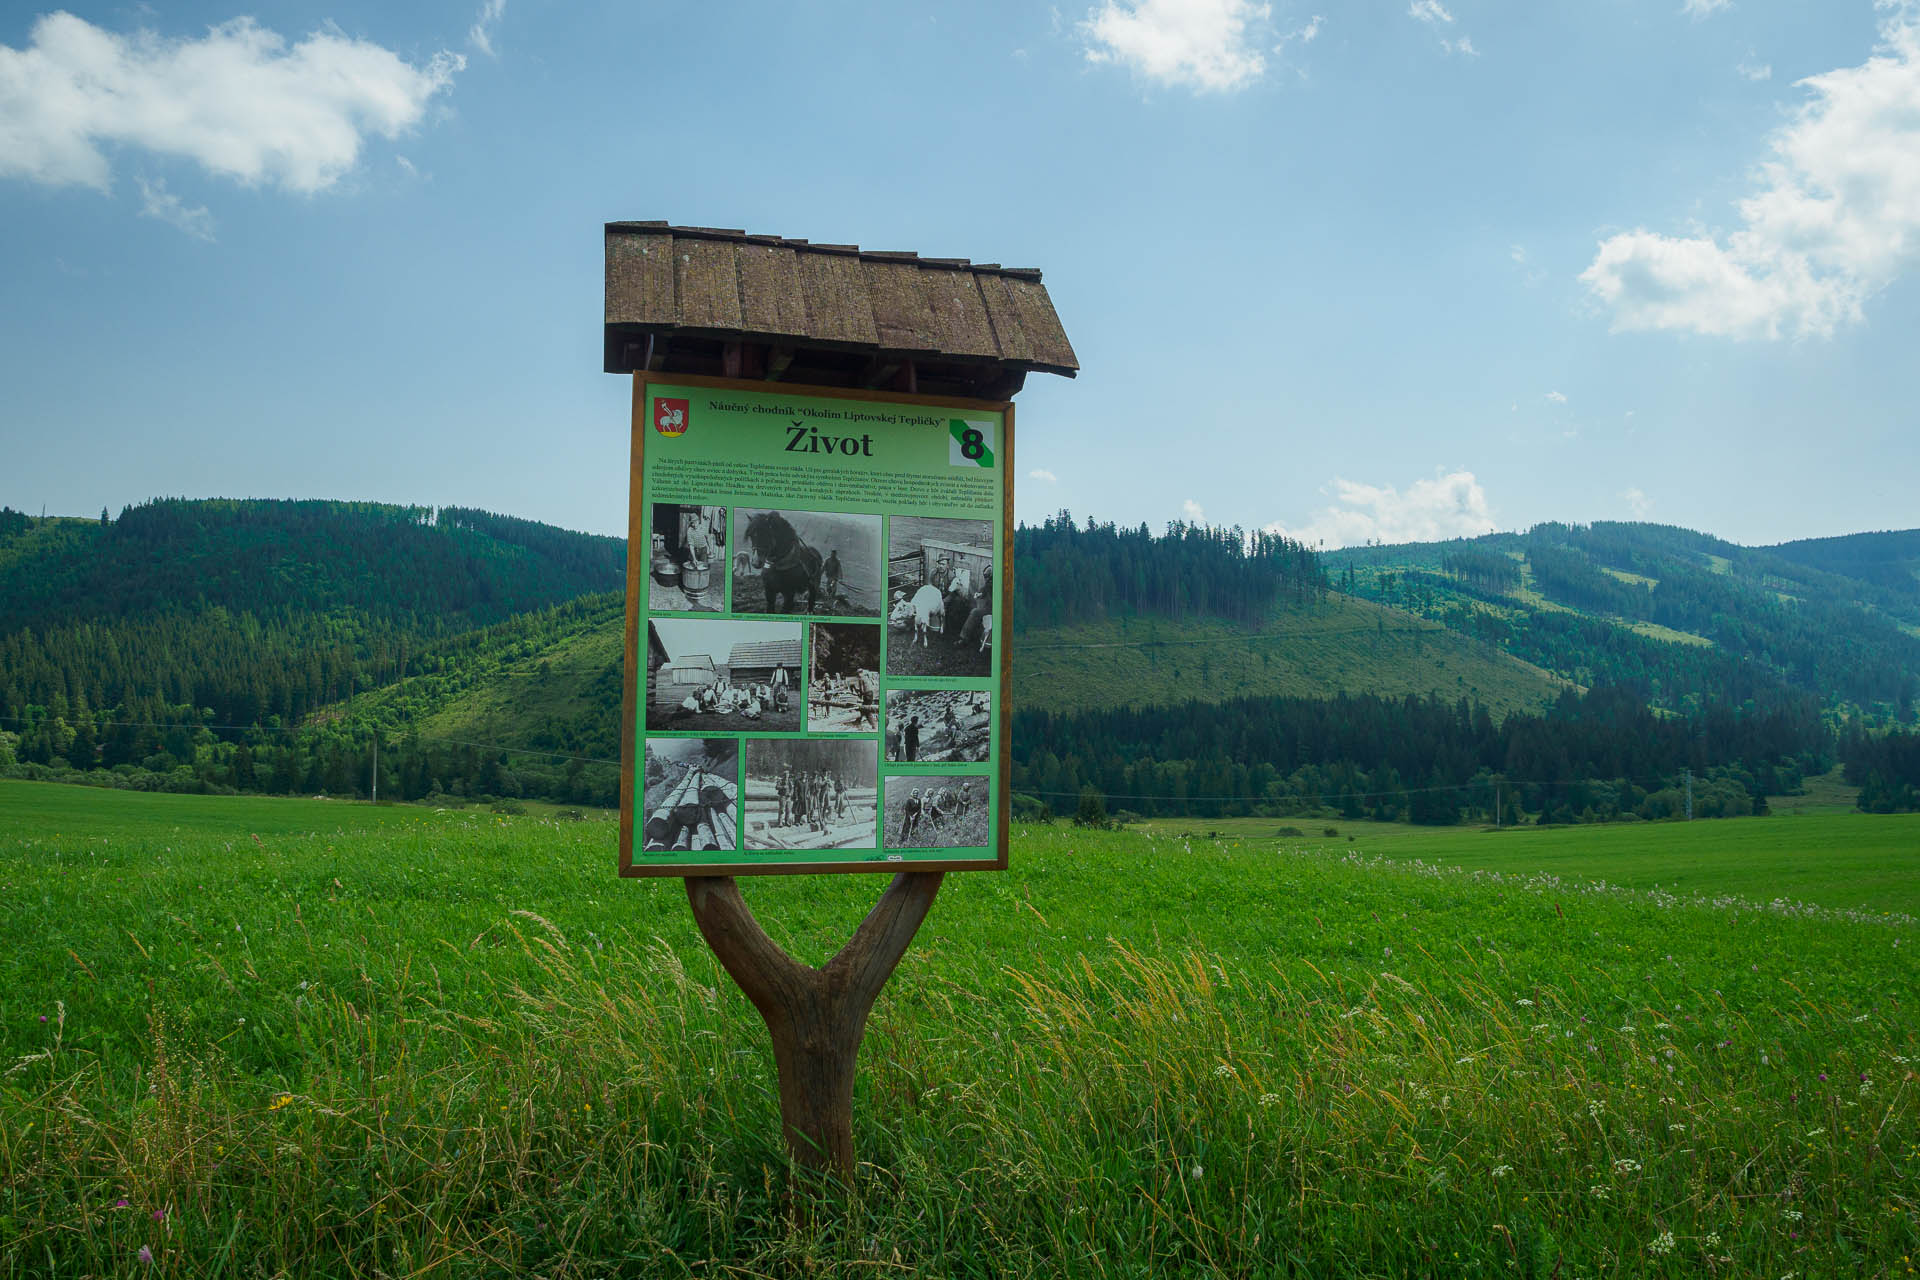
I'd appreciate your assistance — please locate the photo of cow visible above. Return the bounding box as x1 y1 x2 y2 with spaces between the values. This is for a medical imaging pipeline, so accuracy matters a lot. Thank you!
886 516 993 677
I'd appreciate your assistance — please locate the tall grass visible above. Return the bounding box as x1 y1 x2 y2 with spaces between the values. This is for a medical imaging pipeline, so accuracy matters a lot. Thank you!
2 792 1915 1276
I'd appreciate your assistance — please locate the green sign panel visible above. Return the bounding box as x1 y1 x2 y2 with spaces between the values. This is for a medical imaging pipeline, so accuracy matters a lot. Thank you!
620 374 1012 877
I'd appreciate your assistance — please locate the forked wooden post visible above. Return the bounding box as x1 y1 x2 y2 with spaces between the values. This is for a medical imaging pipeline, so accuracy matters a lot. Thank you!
685 870 944 1175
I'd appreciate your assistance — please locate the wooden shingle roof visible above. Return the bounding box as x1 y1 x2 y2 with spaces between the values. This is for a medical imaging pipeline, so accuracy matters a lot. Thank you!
727 639 803 670
605 223 1077 399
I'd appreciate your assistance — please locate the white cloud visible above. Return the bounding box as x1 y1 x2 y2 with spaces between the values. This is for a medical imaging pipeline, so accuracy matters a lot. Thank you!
469 0 506 57
135 176 213 240
1081 0 1272 92
1275 12 1321 52
1510 244 1527 264
0 12 462 195
1029 468 1059 483
1621 487 1653 518
1546 389 1568 403
1737 58 1772 81
1267 469 1497 549
1581 6 1920 340
1181 498 1206 522
1410 2 1475 59
1683 0 1732 18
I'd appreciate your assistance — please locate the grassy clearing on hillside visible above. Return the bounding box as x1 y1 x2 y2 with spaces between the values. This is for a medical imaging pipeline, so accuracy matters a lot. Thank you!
1014 595 1570 716
2 781 1915 1278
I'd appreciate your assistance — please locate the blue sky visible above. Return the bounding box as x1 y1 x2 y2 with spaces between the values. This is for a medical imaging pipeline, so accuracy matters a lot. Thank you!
3 0 1916 548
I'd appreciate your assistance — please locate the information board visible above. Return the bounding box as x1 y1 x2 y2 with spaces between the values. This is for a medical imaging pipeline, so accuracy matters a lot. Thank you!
620 373 1012 877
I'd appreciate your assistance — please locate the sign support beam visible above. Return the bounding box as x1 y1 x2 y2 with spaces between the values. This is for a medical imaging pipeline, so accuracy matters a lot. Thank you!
684 870 945 1175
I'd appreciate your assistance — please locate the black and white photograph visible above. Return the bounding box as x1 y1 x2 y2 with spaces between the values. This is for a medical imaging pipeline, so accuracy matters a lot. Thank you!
640 738 738 853
647 504 726 612
646 618 802 731
733 508 882 617
886 516 995 677
884 689 991 763
808 622 880 732
742 738 878 852
882 774 990 850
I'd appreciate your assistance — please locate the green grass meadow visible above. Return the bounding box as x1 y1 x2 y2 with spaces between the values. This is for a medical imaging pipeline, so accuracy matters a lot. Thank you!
2 779 1916 1277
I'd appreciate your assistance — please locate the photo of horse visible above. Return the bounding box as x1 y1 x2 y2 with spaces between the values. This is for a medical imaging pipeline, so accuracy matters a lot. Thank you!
882 774 990 850
733 509 881 617
886 516 994 677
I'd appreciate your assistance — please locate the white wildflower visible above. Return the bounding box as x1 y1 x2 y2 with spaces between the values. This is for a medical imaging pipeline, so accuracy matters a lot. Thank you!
1649 1230 1676 1257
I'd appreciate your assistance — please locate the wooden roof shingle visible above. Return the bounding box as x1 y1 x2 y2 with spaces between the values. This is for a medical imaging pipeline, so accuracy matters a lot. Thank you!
605 223 1077 395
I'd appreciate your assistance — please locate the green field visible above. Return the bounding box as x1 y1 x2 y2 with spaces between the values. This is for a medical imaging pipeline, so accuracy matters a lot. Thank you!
1136 810 1920 916
2 780 1915 1277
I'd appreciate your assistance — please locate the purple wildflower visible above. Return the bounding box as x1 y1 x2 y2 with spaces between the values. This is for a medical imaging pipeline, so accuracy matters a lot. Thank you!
113 1198 129 1209
39 1015 47 1023
1819 1072 1828 1081
138 1245 153 1266
152 1208 166 1222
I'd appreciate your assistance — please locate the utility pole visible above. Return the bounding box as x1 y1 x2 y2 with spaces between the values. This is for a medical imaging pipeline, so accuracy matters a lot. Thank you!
371 732 379 805
1684 768 1693 821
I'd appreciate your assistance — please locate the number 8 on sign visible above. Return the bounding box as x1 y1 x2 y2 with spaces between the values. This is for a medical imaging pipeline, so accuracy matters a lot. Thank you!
949 419 995 468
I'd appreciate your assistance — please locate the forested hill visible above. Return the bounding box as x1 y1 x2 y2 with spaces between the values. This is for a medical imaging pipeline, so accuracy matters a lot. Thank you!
1324 521 1920 722
0 499 622 634
0 499 623 729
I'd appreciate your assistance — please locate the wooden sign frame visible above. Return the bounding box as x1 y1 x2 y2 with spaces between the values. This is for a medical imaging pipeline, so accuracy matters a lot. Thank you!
618 371 1016 880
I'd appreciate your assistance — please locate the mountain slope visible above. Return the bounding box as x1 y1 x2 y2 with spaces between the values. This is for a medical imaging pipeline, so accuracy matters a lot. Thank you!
1325 521 1920 720
1013 593 1570 716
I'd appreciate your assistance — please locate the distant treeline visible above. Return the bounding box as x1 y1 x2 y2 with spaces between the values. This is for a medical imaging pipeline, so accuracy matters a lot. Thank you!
1013 512 1324 628
1012 685 1834 824
1841 723 1920 813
